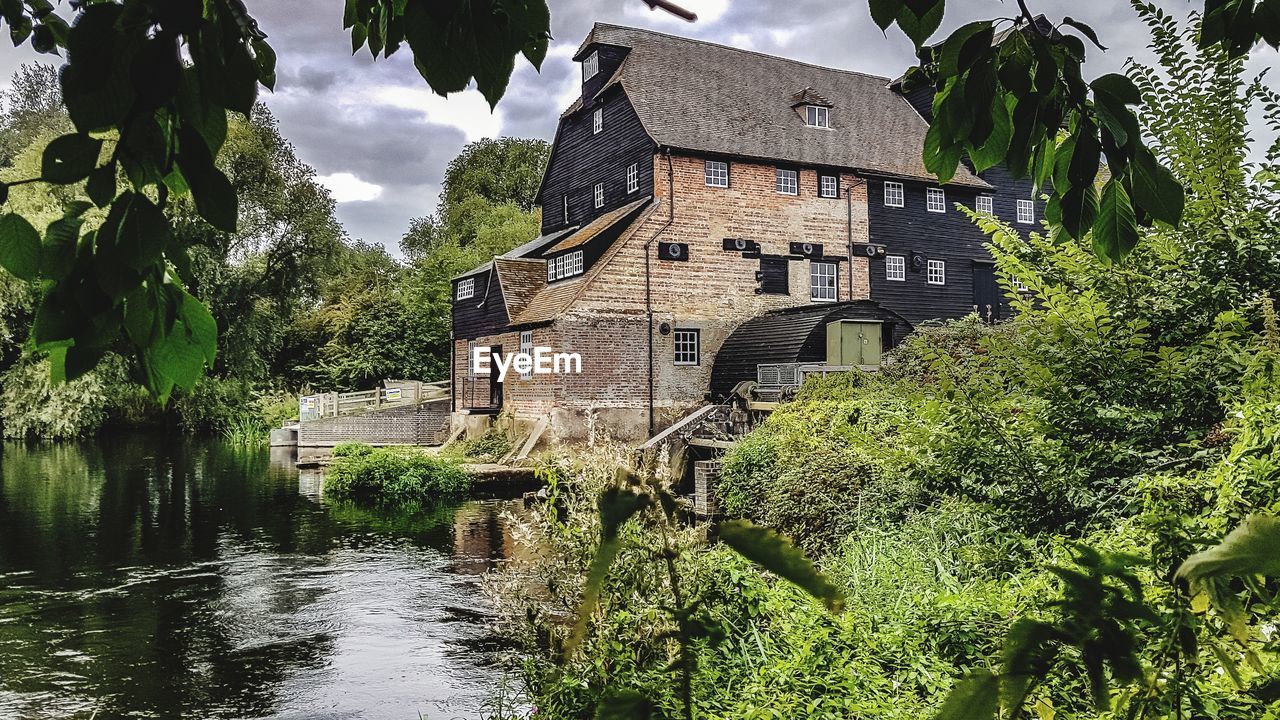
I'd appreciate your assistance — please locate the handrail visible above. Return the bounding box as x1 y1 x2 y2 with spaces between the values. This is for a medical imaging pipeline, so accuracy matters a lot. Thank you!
299 380 451 422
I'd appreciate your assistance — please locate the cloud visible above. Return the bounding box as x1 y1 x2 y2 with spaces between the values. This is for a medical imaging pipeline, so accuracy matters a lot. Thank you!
317 172 384 202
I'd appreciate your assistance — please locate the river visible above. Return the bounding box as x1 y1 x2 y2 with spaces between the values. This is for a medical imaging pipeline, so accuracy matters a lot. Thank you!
0 436 526 720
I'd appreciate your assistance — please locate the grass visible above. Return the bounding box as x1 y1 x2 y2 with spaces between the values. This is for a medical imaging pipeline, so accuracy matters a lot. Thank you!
324 443 471 503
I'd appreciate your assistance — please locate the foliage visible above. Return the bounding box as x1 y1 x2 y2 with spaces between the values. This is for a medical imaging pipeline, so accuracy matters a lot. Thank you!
0 351 125 439
452 423 514 463
170 376 254 434
324 445 470 503
222 411 266 446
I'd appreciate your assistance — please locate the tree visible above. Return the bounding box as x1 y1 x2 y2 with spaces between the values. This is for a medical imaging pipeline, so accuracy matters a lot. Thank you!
0 0 1269 399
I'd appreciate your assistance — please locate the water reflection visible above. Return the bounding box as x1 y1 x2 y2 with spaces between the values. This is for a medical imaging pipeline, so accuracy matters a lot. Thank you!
0 435 523 719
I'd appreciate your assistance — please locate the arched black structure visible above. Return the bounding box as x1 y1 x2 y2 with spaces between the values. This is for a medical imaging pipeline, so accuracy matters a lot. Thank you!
708 300 912 399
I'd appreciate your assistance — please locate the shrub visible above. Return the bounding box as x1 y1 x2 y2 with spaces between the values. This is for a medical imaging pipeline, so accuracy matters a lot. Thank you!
332 441 374 458
172 377 254 433
324 446 470 503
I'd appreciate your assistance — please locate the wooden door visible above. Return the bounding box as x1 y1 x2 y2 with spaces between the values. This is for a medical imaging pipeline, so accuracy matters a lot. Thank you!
972 264 1001 321
489 345 503 409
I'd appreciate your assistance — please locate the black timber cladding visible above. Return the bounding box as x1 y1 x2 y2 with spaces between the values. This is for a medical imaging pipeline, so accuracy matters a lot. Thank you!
452 268 510 340
708 301 912 398
863 164 1043 325
537 87 656 235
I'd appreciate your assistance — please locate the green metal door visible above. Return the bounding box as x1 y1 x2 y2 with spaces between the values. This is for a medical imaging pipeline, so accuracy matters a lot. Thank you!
826 320 883 366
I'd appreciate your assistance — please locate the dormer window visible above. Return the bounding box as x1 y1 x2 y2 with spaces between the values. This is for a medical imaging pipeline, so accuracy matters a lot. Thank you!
805 105 829 128
456 278 475 300
582 51 599 81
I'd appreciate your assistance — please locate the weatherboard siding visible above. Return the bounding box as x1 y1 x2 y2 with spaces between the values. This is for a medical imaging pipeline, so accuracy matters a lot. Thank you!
452 269 511 340
538 88 657 235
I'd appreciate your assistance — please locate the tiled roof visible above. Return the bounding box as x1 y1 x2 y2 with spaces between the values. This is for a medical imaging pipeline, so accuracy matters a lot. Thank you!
547 198 650 253
453 225 577 281
578 23 990 189
493 257 546 314
509 200 661 326
790 87 832 107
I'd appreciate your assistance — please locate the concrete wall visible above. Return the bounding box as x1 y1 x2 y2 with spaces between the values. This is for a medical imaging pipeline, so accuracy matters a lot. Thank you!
298 400 452 447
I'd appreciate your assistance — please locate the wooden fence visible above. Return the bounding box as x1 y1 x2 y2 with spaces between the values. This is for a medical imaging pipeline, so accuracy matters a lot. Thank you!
299 380 450 422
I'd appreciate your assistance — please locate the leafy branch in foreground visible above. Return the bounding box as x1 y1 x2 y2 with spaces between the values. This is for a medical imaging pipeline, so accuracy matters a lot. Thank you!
872 0 1275 265
570 470 845 720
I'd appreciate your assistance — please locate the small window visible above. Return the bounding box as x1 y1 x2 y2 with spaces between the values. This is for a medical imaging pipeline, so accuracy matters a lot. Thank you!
886 255 906 281
568 250 583 276
705 160 729 188
593 108 602 134
594 183 604 209
547 259 555 281
976 195 994 214
805 105 829 128
775 168 798 195
884 181 904 207
1017 199 1035 224
519 330 534 379
758 256 790 294
926 187 946 213
466 340 477 378
673 328 700 366
456 277 475 300
563 195 569 225
1011 277 1028 292
819 174 839 198
810 261 837 302
582 51 599 81
626 163 638 193
927 259 946 285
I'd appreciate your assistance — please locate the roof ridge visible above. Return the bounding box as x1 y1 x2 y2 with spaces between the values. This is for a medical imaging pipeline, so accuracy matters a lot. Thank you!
587 21 893 84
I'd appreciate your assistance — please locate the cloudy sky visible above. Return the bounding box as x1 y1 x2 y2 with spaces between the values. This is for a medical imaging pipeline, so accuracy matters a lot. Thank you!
0 0 1275 251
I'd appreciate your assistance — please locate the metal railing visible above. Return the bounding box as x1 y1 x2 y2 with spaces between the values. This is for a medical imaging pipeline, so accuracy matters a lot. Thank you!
299 380 450 422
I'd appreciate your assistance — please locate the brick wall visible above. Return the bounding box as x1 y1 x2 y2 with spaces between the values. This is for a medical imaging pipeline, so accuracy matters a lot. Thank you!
454 153 878 442
298 400 452 447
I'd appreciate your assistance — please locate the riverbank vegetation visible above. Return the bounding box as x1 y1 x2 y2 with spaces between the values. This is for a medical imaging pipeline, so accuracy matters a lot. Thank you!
0 64 548 441
324 442 471 503
485 9 1280 719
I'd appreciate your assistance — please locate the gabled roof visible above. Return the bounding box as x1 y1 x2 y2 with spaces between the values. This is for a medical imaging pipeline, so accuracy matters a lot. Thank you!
493 257 546 312
509 199 660 327
577 23 989 189
790 87 832 107
453 226 577 281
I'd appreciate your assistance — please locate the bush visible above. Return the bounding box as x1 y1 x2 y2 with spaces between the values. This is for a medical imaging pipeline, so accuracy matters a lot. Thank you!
172 377 254 433
324 446 470 503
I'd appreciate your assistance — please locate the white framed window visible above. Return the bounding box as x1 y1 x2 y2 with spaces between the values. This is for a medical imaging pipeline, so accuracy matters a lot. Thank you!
885 255 906 281
626 163 638 193
582 51 598 81
1017 199 1035 224
547 250 585 282
976 195 994 214
810 261 837 302
805 105 829 128
674 328 700 366
466 340 477 378
563 195 569 225
927 259 946 285
884 181 904 207
593 108 602 134
456 277 475 300
705 160 728 187
1011 276 1028 292
819 174 839 198
594 183 604 208
519 330 533 379
775 168 798 195
926 187 946 213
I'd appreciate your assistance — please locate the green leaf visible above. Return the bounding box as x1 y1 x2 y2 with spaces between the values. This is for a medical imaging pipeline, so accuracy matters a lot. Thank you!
178 287 217 365
869 0 903 31
594 689 655 720
1062 17 1107 50
934 671 1000 720
176 68 228 155
1177 514 1280 582
41 133 102 184
252 38 277 90
61 3 140 132
86 162 116 207
1058 181 1098 242
1094 177 1138 264
177 125 238 232
567 483 651 654
718 520 845 612
895 0 945 47
1090 73 1141 105
117 193 171 271
936 21 993 77
0 212 41 280
1131 147 1185 226
969 94 1013 173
